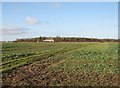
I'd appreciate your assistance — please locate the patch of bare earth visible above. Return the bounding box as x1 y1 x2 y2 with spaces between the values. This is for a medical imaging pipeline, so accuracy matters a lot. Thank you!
2 56 119 86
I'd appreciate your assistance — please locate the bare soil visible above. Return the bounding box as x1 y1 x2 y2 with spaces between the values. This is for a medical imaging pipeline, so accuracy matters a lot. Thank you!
2 56 119 87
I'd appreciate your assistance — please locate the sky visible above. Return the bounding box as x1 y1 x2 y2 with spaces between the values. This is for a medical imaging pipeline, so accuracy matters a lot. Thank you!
1 2 118 41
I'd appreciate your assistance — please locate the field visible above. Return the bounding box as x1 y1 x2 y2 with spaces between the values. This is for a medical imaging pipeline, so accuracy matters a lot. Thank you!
1 42 119 86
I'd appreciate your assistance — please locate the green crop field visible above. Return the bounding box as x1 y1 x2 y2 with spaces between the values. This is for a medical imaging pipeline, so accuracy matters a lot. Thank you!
1 42 119 86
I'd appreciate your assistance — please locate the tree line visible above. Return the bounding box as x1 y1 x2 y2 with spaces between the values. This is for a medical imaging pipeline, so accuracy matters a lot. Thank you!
14 36 119 42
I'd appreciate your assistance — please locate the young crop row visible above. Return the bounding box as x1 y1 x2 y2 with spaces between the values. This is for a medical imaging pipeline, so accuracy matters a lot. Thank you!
1 43 84 73
2 52 36 61
1 42 119 74
54 42 119 74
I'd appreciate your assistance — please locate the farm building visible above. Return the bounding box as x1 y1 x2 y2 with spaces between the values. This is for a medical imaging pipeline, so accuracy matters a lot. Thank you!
43 38 54 42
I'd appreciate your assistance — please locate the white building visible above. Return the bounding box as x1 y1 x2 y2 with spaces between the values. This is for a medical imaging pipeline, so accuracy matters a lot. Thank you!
43 38 54 42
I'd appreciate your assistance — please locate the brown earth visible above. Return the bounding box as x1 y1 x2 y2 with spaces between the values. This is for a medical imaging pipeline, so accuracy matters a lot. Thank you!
2 56 120 87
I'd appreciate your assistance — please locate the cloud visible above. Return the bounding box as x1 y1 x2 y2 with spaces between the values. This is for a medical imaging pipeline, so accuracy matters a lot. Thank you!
0 25 27 35
25 16 40 25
